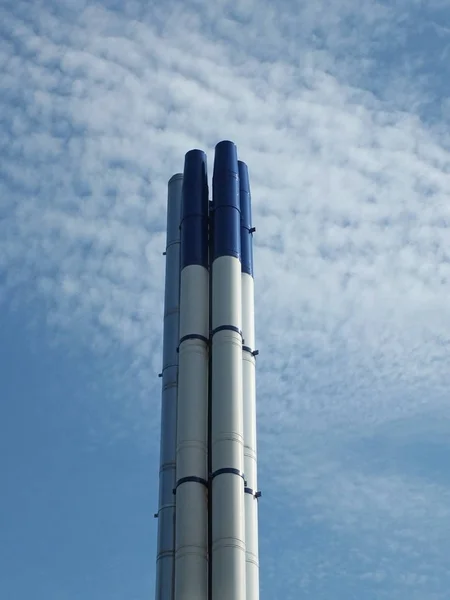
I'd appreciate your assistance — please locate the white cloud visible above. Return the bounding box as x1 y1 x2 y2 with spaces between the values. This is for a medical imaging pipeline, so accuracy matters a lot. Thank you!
2 0 450 597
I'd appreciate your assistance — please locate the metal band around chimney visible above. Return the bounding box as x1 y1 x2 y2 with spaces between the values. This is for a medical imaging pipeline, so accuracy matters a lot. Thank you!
244 487 262 498
211 467 245 481
243 345 259 357
178 333 210 351
173 476 209 494
211 325 243 338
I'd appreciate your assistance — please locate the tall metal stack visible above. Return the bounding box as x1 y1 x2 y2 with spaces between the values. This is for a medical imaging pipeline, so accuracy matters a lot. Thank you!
155 141 260 600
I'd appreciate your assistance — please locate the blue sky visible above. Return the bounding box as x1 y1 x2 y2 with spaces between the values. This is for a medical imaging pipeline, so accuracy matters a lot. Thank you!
2 0 450 598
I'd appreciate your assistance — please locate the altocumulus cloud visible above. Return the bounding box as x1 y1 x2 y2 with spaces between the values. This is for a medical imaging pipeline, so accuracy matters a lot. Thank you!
1 0 450 598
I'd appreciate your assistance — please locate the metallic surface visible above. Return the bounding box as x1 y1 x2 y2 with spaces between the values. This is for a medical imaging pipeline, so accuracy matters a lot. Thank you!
156 142 259 600
211 141 246 600
239 161 260 600
174 151 209 600
156 174 183 600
